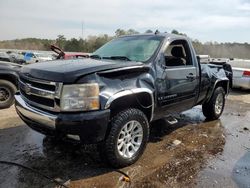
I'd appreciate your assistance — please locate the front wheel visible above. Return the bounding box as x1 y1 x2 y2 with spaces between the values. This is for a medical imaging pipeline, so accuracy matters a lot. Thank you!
202 87 226 120
100 108 149 168
0 80 17 109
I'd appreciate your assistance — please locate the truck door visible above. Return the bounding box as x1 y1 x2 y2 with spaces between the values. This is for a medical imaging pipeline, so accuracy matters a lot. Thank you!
156 39 199 115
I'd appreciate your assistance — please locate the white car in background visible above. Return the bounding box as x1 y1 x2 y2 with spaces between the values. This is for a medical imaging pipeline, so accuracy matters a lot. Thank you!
24 52 53 63
35 52 53 61
228 59 250 89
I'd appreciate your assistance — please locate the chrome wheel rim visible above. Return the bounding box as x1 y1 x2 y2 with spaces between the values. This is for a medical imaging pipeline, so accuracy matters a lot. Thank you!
215 93 223 115
117 120 143 159
0 87 10 103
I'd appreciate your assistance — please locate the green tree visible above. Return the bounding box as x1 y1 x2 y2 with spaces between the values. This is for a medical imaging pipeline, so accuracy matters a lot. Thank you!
127 29 139 35
145 29 153 33
64 38 81 52
115 29 127 37
115 29 139 37
56 35 66 49
171 29 187 36
2 29 250 59
171 29 179 35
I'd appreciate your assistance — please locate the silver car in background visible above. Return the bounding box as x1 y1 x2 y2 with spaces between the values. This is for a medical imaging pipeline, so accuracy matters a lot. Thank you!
228 59 250 89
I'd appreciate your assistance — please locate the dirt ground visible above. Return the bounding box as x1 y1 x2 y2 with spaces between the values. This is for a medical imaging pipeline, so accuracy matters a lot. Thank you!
0 89 249 188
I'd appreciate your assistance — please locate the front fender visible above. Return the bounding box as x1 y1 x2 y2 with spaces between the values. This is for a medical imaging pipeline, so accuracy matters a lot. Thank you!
102 88 155 122
0 70 19 87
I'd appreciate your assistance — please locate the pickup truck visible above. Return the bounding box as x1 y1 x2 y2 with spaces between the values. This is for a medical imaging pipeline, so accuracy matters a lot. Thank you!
0 61 21 108
15 33 232 167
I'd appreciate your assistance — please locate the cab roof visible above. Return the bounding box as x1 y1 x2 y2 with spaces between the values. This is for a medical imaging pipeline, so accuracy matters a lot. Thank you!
118 32 189 41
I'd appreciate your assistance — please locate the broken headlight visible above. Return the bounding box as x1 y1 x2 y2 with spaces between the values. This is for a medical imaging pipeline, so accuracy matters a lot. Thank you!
60 83 99 111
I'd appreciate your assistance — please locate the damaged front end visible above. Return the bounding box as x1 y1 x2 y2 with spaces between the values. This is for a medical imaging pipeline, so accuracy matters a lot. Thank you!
78 64 156 122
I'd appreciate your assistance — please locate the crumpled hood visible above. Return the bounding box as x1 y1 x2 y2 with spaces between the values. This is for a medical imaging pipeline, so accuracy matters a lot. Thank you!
21 58 143 83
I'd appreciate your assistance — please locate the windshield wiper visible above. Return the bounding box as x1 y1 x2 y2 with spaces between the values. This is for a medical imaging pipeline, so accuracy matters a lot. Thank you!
102 56 132 61
89 54 102 59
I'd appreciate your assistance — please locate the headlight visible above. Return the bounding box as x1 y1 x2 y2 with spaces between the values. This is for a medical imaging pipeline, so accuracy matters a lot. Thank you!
61 83 99 111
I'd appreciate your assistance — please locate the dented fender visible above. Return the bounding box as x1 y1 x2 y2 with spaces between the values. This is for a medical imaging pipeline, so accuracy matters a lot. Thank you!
201 64 230 103
78 65 155 121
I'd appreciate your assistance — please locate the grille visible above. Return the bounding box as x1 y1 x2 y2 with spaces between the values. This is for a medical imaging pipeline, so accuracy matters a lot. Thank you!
19 75 62 112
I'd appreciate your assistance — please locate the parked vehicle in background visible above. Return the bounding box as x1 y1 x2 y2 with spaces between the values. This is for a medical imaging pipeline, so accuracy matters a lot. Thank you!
23 52 38 63
15 33 232 167
228 59 250 89
8 52 26 65
0 61 21 108
0 52 11 62
198 55 210 63
0 51 26 65
24 52 53 63
64 53 90 60
50 44 89 60
34 52 53 61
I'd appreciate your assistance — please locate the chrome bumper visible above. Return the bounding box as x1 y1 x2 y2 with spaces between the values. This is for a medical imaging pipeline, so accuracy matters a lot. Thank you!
233 77 250 89
15 95 57 129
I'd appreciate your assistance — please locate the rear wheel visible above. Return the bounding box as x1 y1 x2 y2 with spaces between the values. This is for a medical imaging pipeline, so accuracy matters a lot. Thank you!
202 87 225 120
100 108 149 168
0 80 17 109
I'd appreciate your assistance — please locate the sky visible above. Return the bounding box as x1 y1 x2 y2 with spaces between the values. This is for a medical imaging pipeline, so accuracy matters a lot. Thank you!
0 0 250 43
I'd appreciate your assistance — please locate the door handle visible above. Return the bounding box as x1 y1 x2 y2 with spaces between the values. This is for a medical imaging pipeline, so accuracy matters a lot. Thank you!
186 73 196 80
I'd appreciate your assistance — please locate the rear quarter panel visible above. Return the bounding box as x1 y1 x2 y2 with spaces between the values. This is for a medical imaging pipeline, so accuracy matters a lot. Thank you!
199 63 230 104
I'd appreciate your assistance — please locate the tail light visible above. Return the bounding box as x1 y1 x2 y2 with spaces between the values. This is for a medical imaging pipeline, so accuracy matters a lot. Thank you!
243 71 250 77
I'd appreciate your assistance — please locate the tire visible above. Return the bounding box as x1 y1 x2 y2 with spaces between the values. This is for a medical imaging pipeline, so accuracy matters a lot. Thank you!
100 108 149 168
202 87 225 120
0 80 17 109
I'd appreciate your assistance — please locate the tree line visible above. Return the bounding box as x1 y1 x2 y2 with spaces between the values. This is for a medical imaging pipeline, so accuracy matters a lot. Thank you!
0 29 250 59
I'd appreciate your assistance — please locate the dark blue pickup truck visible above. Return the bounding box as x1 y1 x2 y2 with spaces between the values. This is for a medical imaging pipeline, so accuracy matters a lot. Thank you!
15 33 232 167
0 61 21 108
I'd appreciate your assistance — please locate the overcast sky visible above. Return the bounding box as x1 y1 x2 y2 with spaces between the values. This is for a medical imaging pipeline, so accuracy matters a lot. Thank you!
0 0 250 43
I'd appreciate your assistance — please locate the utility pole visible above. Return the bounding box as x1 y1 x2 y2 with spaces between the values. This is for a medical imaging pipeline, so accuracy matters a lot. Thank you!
81 21 84 39
81 21 84 51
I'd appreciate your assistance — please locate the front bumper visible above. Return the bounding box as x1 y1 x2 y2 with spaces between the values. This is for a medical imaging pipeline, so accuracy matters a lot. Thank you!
15 95 110 143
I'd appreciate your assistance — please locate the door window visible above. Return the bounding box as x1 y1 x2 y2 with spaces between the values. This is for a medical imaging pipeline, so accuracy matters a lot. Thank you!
164 40 193 67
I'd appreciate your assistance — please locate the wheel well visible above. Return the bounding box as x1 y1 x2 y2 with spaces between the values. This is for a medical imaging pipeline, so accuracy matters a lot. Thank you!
0 74 18 87
109 93 153 122
215 80 228 94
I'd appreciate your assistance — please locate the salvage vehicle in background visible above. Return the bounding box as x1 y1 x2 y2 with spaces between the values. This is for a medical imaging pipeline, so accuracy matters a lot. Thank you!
8 52 26 65
0 52 11 62
228 59 250 89
24 52 53 63
51 44 89 60
15 33 232 167
0 61 21 108
0 52 26 65
34 52 53 62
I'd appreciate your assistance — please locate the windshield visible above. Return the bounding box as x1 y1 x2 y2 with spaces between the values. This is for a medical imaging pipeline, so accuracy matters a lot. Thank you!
92 35 163 62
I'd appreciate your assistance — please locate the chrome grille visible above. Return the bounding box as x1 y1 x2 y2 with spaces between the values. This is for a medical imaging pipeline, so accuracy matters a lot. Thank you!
19 75 62 112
